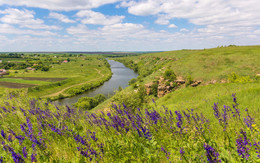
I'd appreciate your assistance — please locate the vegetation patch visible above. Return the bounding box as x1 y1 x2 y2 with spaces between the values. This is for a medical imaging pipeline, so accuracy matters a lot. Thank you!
0 93 259 162
0 82 36 88
8 77 67 82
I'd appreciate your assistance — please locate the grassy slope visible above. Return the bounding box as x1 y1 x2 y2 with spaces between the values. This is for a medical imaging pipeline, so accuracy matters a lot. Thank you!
129 46 260 82
94 46 260 117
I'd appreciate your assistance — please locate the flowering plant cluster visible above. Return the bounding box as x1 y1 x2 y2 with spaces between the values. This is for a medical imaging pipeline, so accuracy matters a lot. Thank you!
0 94 259 162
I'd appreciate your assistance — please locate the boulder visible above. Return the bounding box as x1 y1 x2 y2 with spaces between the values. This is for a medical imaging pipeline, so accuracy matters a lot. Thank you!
191 81 201 87
174 80 185 86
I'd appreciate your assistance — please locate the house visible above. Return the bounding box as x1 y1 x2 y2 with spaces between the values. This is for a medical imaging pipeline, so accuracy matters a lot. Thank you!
26 67 36 71
63 60 68 63
0 69 8 77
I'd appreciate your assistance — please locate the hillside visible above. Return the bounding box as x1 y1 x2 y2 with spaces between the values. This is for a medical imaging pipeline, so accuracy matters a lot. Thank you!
0 46 260 162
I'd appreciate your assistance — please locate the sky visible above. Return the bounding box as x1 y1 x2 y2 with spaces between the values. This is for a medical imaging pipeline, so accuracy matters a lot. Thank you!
0 0 259 52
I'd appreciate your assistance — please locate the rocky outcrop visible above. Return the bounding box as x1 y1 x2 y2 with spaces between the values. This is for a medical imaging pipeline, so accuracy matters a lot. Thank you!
157 77 175 98
174 80 185 86
144 76 202 98
157 84 172 98
145 82 153 95
191 81 201 87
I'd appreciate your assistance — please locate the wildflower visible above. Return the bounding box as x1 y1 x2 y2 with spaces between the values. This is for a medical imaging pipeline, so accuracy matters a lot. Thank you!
175 111 183 129
161 146 170 160
31 153 37 162
8 135 12 142
22 147 27 158
180 147 185 160
213 103 221 121
236 130 251 160
204 143 221 163
1 130 6 139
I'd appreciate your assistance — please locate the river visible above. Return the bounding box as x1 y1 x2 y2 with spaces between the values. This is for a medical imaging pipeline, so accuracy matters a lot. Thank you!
54 60 138 106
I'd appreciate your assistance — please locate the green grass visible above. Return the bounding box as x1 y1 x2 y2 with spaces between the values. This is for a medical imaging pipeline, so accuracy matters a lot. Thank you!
117 46 260 82
0 78 51 85
0 47 260 162
95 46 260 123
156 82 260 121
0 55 112 99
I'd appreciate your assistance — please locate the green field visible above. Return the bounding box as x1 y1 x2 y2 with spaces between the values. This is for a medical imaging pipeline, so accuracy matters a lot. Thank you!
0 78 51 85
0 54 112 99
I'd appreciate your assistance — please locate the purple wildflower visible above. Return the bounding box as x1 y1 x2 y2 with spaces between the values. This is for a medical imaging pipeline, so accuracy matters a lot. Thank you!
180 147 185 160
204 143 221 163
31 153 37 162
1 130 6 139
161 146 170 160
175 111 183 129
8 135 12 142
22 147 27 158
213 103 221 121
236 130 251 160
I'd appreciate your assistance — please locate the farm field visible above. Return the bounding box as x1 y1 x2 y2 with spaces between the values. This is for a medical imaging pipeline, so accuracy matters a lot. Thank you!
0 54 112 99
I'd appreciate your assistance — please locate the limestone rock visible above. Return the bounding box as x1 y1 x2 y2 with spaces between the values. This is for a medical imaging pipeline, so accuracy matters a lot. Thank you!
191 81 201 87
145 82 153 95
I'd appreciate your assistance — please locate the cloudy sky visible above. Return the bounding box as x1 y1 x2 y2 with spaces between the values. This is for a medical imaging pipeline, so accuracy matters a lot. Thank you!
0 0 259 52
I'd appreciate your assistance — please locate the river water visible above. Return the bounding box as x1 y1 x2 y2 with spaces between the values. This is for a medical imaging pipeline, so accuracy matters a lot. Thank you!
54 60 138 106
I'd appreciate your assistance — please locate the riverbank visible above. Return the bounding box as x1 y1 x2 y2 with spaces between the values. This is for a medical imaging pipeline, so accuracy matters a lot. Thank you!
55 60 138 106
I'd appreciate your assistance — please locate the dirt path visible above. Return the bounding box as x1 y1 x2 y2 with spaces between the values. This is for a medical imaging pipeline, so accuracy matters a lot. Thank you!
43 69 105 98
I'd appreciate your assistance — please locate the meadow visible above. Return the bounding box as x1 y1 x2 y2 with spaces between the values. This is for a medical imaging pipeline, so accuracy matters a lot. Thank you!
0 46 259 162
0 91 259 162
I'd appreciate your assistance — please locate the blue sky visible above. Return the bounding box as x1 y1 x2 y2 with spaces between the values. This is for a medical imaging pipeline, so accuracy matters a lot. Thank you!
0 0 259 52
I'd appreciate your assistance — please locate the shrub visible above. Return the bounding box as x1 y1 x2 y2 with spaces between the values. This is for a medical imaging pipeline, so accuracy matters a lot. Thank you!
151 82 158 97
185 75 193 86
74 94 106 110
228 72 251 83
128 78 137 85
164 69 176 82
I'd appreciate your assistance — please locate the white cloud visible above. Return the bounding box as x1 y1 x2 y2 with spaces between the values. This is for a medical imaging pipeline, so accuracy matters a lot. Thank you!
128 0 161 16
168 24 177 28
0 8 60 30
0 24 57 36
49 12 75 23
124 0 260 35
67 23 145 39
180 28 188 32
76 10 125 25
0 0 123 11
155 15 170 25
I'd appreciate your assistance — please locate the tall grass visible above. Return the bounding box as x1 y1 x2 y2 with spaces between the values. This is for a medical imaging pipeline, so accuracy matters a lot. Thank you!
0 91 259 162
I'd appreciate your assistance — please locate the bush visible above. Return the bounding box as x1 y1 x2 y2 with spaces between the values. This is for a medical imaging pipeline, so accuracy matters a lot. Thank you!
164 69 176 81
128 78 137 85
185 75 193 86
113 87 146 109
74 94 106 110
228 72 251 83
151 82 158 97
